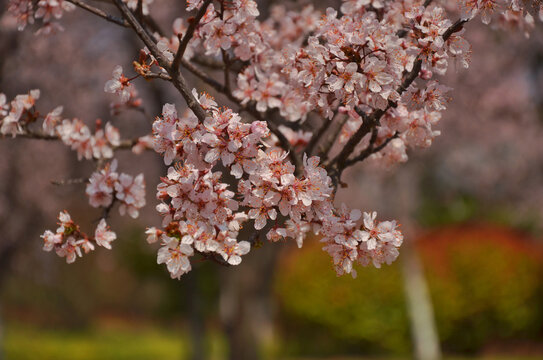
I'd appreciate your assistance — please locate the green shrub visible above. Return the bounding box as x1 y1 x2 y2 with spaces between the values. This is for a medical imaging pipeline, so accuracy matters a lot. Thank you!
275 224 543 356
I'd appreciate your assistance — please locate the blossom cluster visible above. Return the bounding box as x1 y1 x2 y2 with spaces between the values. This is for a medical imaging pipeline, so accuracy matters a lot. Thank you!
9 0 542 279
6 0 153 33
0 90 123 160
41 211 116 263
0 89 40 137
148 0 464 170
56 118 121 160
7 0 75 34
86 159 146 219
147 93 402 278
321 210 403 278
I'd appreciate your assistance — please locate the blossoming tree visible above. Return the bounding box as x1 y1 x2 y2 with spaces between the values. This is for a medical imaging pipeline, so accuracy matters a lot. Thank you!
1 0 541 279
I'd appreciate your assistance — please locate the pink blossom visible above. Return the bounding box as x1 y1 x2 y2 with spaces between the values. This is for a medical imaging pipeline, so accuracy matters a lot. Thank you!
86 160 118 208
217 239 251 265
104 65 133 103
157 237 193 279
94 219 117 249
42 106 63 135
115 173 146 218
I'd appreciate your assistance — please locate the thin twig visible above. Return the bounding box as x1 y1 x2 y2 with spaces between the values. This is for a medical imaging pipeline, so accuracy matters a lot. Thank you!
66 0 129 27
112 0 208 122
442 19 468 41
305 116 333 156
172 0 213 75
136 0 143 23
51 177 89 186
326 56 422 170
222 49 232 95
319 114 348 161
344 131 399 167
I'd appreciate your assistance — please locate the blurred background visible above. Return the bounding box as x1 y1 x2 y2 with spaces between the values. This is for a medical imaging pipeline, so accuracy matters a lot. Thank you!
0 0 542 359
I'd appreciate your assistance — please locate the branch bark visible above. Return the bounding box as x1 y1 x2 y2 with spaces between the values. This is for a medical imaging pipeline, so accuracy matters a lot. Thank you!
112 0 208 122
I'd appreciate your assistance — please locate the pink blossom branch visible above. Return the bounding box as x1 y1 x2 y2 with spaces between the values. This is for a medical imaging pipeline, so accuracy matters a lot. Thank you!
326 65 416 171
171 0 213 74
112 0 208 122
327 18 468 173
68 0 299 172
2 130 139 150
177 58 303 171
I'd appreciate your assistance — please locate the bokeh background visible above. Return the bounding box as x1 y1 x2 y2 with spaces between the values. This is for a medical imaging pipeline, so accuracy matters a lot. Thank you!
0 0 542 359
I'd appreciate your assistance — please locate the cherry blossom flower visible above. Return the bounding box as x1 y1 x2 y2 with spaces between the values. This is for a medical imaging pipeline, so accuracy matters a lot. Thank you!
0 94 8 117
35 0 75 23
42 106 63 135
145 227 163 244
0 101 23 137
363 58 393 94
104 65 133 103
115 173 146 218
217 239 251 265
94 219 117 249
327 62 364 93
86 160 118 208
40 211 96 263
157 236 194 279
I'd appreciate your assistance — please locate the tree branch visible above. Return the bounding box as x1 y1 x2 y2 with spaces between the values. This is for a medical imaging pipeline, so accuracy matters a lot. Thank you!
344 131 399 168
172 0 212 75
305 116 333 156
112 0 208 122
66 0 129 27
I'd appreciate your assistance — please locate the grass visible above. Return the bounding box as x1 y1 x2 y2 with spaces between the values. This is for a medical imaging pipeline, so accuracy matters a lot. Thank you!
3 324 190 360
2 324 541 360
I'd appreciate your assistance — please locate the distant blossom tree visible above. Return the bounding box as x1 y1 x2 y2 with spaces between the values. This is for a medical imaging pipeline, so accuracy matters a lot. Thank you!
1 0 541 279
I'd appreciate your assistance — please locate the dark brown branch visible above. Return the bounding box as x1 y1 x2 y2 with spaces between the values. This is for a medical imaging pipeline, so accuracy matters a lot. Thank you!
222 50 232 95
2 130 141 151
3 132 57 141
325 56 422 171
319 114 348 161
181 58 227 93
442 19 468 41
344 131 399 167
143 72 172 81
325 18 469 172
66 0 129 27
305 116 333 156
172 0 213 75
192 55 247 73
112 0 208 122
177 60 303 172
136 0 143 23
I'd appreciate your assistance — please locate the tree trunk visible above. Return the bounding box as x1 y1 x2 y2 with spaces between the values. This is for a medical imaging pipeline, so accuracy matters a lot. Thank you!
220 244 279 360
0 309 4 360
401 235 441 360
187 268 205 360
387 169 442 360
